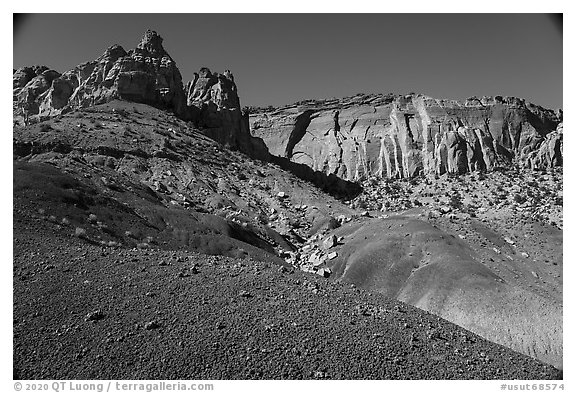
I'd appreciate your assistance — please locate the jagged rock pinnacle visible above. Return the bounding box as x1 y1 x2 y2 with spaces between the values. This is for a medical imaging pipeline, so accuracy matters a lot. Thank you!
136 29 165 55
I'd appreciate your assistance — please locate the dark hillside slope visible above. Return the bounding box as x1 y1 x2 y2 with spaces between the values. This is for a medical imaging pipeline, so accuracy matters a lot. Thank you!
13 206 561 379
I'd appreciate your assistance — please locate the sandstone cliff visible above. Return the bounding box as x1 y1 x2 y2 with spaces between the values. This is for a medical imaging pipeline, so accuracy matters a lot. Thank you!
250 94 562 181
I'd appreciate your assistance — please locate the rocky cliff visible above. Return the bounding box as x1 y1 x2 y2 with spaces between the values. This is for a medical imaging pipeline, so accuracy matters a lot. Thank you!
250 94 562 181
184 67 268 160
13 30 268 161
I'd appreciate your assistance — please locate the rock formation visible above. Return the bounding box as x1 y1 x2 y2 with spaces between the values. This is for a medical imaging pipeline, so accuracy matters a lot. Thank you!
523 122 563 170
12 31 564 373
13 66 61 123
13 30 269 161
185 67 268 160
14 31 186 121
250 94 563 181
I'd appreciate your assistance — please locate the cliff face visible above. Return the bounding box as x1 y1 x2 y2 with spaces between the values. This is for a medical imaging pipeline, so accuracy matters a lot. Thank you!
13 30 269 161
250 94 562 181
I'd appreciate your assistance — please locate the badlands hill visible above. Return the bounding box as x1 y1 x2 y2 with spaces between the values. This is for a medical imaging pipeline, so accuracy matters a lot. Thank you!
13 30 563 377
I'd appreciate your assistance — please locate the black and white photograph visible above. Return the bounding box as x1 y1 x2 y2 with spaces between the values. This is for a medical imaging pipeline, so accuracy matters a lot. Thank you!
10 9 566 386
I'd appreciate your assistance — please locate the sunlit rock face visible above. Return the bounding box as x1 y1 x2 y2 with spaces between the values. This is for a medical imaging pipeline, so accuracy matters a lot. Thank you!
250 94 562 181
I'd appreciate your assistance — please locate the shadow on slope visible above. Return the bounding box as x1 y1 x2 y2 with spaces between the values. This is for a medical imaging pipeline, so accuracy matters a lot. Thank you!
13 161 286 265
270 155 362 200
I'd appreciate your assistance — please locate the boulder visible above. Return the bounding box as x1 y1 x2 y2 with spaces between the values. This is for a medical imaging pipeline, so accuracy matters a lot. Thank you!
309 251 326 267
322 235 337 250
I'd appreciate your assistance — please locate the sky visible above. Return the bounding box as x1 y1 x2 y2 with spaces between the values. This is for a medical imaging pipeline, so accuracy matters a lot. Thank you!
13 13 563 109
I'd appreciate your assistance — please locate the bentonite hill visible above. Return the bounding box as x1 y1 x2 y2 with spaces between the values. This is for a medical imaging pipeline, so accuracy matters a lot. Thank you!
13 30 563 379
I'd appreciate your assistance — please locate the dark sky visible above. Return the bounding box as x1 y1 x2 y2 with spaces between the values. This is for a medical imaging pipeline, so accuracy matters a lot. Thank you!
13 13 563 109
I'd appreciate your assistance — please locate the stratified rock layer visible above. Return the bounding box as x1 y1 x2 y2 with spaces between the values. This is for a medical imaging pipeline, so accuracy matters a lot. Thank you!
250 94 562 180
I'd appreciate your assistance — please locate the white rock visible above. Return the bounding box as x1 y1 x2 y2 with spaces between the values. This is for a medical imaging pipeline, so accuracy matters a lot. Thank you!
310 252 326 267
504 237 515 245
322 235 337 250
317 268 330 278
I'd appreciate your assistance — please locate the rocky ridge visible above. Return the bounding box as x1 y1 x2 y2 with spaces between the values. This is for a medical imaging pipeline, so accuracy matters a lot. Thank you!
13 30 268 160
249 93 563 181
